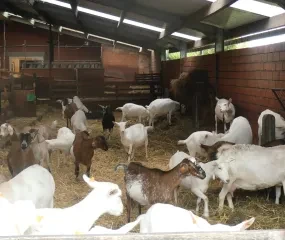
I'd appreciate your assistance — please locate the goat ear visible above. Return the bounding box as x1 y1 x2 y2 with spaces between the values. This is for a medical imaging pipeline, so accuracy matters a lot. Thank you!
215 97 219 101
234 217 255 230
7 125 13 136
228 98 232 104
109 188 119 196
200 144 209 151
98 104 104 108
82 174 98 188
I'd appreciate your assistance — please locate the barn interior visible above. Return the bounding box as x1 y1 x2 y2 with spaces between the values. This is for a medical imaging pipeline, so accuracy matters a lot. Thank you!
0 0 285 234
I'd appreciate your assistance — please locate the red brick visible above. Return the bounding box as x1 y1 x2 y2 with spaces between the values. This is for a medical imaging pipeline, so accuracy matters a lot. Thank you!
267 53 274 61
280 52 285 60
263 62 275 71
276 62 283 71
273 72 280 81
261 53 267 62
280 72 285 81
273 52 280 61
258 80 269 88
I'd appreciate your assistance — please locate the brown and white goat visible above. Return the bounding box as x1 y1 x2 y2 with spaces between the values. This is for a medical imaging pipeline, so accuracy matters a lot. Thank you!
115 159 206 222
71 131 108 178
7 131 38 177
64 102 78 128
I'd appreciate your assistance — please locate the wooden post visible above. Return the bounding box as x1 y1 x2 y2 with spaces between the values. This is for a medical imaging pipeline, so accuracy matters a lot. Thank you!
261 114 276 145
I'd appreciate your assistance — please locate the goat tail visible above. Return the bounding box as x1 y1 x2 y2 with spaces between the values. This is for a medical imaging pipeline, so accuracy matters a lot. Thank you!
145 126 153 132
116 107 123 111
51 120 58 129
177 139 187 145
114 163 127 172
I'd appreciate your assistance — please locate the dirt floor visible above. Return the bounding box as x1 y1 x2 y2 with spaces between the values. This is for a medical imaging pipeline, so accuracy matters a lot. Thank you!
0 105 284 230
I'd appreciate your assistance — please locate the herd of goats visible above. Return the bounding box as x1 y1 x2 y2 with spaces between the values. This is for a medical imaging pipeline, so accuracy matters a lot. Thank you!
0 94 284 236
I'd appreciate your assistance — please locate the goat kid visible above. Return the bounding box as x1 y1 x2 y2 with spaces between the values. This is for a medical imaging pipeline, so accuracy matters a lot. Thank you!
139 203 255 233
27 175 123 235
99 105 115 139
146 98 180 128
169 151 229 218
116 103 149 124
71 131 108 179
215 97 235 133
115 159 206 222
114 121 152 162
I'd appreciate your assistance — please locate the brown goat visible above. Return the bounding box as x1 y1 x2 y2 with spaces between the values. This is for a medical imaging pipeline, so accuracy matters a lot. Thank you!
115 159 206 222
200 141 235 161
72 131 108 178
64 102 78 128
7 131 38 177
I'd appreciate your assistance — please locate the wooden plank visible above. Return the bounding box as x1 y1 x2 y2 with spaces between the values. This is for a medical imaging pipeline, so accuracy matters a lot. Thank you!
0 230 284 240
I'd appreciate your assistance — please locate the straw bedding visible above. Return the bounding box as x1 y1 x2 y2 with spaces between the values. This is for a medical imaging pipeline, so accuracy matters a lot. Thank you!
0 105 284 230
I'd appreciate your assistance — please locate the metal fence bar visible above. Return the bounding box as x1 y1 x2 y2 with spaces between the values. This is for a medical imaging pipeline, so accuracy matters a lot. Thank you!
1 230 284 240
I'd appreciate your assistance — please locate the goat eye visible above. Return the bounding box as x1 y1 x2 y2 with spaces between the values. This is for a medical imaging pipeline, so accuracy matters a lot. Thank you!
109 189 118 196
218 167 222 170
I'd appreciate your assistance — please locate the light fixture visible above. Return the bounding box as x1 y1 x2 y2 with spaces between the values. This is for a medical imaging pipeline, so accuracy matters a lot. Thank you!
78 6 120 21
231 0 285 17
61 26 84 34
87 33 114 42
171 32 201 41
117 41 142 51
2 11 23 18
39 0 71 9
123 19 164 32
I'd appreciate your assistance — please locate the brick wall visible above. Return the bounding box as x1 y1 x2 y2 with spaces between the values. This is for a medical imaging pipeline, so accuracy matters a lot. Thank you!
161 42 285 142
0 21 101 69
0 21 154 82
218 42 285 142
102 45 152 82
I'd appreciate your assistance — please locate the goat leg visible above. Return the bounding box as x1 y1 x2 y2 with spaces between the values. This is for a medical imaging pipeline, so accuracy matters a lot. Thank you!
275 186 282 204
75 162 80 179
126 194 132 223
215 115 218 133
138 203 142 215
86 165 91 177
127 145 133 162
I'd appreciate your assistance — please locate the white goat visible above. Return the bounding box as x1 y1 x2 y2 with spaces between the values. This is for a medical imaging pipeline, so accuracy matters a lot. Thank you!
211 116 253 144
56 98 72 120
27 175 123 235
45 127 75 154
0 164 55 208
215 97 235 133
114 122 153 162
71 110 87 133
116 103 149 123
216 144 285 211
178 117 252 157
26 129 51 172
87 215 144 235
169 151 229 218
73 96 89 113
177 131 216 157
0 197 37 236
258 109 285 145
146 98 180 127
139 203 255 233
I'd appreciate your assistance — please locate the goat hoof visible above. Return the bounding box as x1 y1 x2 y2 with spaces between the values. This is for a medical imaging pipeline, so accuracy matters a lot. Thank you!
202 213 209 218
